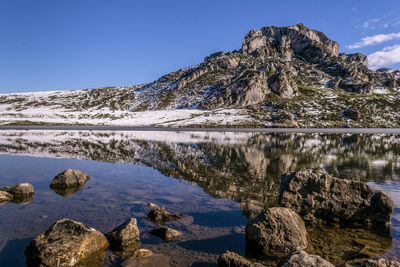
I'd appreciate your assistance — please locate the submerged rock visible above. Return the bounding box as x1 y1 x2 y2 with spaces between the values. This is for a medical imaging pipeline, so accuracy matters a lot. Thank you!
279 169 394 227
50 169 90 189
280 250 334 267
245 207 307 260
218 251 266 267
25 218 109 267
361 259 400 267
149 227 182 242
146 207 184 225
121 253 170 267
105 218 141 258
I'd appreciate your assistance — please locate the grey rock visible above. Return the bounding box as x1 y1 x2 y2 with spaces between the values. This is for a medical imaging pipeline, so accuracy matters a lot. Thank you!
50 169 90 192
279 169 394 227
245 207 308 260
218 251 266 267
146 207 184 225
105 218 140 258
280 250 334 267
149 227 182 242
268 72 298 98
25 218 109 267
1 183 35 204
361 259 400 267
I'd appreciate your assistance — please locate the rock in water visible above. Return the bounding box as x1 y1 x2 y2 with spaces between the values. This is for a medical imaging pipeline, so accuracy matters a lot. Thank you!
279 169 394 228
25 218 109 267
149 227 182 242
105 218 141 258
218 251 266 267
146 207 184 225
0 190 13 204
245 207 308 260
1 183 34 204
280 250 334 267
50 169 90 193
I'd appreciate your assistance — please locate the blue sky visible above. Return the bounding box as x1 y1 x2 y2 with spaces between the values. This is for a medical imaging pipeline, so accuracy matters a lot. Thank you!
1 0 400 93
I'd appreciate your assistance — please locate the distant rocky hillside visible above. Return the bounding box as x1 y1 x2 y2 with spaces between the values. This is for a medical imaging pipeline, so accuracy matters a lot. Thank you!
1 23 399 127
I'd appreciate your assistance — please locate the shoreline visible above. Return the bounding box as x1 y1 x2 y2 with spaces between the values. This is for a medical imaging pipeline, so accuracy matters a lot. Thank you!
1 125 400 134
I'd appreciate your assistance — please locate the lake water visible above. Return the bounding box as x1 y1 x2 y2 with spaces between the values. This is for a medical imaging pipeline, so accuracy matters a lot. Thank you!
0 130 399 266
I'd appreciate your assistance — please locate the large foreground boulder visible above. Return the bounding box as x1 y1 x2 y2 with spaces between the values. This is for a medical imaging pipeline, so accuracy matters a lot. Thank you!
245 207 308 260
279 169 394 227
50 169 90 189
25 218 109 267
105 218 141 258
280 250 334 267
218 251 266 267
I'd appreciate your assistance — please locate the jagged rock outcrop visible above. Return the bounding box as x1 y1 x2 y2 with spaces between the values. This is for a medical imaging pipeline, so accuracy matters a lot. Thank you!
128 23 400 112
25 218 109 267
280 250 334 267
279 169 394 228
245 207 308 260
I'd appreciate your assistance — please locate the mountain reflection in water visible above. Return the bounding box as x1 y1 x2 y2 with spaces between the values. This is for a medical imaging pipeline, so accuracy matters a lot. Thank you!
0 130 399 266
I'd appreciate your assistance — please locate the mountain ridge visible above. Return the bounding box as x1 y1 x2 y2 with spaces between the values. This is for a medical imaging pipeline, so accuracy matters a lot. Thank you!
1 23 400 128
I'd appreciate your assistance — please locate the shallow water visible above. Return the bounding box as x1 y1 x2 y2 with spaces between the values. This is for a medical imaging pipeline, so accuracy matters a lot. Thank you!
0 130 400 266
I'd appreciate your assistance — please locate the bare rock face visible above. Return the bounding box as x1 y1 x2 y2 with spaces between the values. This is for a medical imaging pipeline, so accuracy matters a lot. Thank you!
149 227 182 242
105 218 140 258
361 259 400 267
245 207 308 260
280 250 334 267
279 169 394 228
146 207 184 225
268 72 298 99
50 169 90 194
218 251 266 267
25 218 109 267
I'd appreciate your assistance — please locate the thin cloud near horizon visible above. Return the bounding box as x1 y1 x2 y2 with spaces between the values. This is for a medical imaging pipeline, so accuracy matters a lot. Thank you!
347 32 400 49
368 44 400 70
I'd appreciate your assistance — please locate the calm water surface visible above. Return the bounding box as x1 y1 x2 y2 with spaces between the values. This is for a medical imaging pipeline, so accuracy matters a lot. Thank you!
0 130 399 266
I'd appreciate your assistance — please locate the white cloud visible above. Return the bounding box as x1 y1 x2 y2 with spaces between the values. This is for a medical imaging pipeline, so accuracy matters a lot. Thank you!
347 32 400 49
368 44 400 69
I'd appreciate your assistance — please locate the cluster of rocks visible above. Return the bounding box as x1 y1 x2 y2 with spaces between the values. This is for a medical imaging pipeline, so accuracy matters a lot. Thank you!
218 168 397 267
23 168 185 266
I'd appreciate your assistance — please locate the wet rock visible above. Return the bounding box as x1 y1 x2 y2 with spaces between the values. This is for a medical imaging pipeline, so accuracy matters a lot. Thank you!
279 169 394 228
0 190 13 204
280 250 334 267
50 169 90 190
146 207 184 225
25 218 109 267
245 207 308 260
342 106 362 121
3 182 34 199
105 218 140 258
361 259 400 267
149 227 182 242
218 251 266 267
